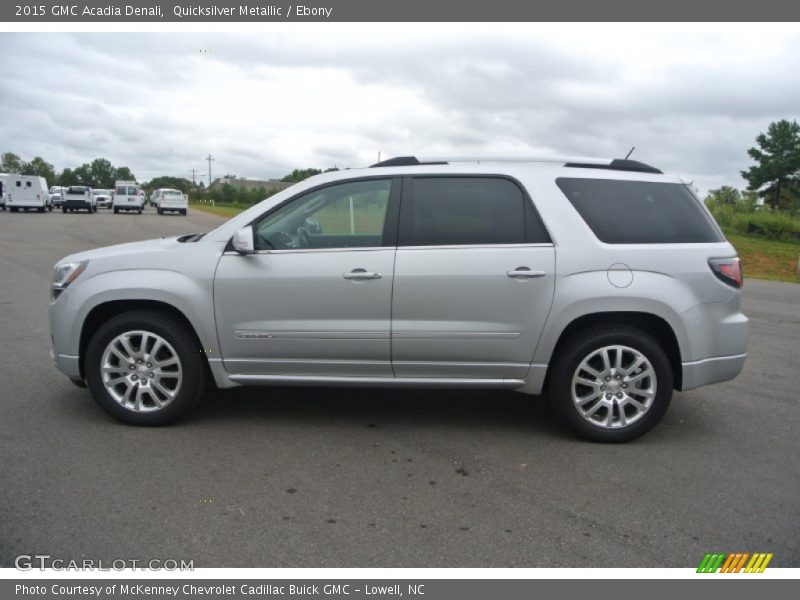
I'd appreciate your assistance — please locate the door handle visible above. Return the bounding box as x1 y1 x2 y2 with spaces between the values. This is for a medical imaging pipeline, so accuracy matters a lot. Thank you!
507 267 546 278
344 269 382 281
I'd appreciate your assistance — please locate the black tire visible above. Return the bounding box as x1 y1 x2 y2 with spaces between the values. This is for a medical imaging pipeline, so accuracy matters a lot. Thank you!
157 208 162 215
548 325 673 443
113 208 119 214
181 210 187 216
85 311 208 426
10 207 18 213
62 207 67 213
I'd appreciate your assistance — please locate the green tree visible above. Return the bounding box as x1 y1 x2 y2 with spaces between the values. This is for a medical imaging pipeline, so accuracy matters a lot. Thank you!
281 168 322 182
1 152 25 173
741 119 800 209
706 186 742 206
21 156 56 184
57 168 75 186
72 163 93 186
88 158 116 188
145 176 194 194
114 166 136 182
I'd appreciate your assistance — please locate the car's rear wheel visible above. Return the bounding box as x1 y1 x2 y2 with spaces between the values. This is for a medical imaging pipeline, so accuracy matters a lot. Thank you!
549 325 673 442
85 311 208 426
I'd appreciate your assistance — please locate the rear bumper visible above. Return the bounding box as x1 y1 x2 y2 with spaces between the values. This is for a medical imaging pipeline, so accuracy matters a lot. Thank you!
64 200 91 209
681 353 747 391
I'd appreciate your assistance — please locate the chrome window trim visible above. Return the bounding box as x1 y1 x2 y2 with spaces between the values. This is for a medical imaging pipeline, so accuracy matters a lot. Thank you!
398 243 554 251
222 242 554 256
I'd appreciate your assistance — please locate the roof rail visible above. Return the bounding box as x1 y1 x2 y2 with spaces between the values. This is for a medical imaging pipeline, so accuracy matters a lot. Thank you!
370 155 662 173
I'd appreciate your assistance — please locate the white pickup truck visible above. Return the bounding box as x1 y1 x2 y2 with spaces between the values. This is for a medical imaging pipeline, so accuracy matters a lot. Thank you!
62 185 96 213
154 188 188 215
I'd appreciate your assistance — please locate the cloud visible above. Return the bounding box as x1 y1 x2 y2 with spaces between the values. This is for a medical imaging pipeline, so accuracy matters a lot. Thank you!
0 27 798 193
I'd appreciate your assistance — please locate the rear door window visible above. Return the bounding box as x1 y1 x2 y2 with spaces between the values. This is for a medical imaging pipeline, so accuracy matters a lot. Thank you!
556 178 723 244
400 177 550 246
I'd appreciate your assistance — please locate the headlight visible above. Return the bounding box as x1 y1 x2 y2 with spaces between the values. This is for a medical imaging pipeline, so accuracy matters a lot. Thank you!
52 261 88 298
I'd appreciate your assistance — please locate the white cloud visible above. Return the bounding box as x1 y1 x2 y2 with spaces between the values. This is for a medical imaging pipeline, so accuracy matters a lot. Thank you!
0 27 798 193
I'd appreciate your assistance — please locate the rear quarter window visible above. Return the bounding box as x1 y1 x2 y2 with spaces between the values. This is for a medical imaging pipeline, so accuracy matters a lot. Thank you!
556 178 724 244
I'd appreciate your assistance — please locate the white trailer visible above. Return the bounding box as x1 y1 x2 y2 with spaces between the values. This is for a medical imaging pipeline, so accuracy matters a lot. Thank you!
155 188 188 215
0 173 7 211
5 175 51 212
113 180 144 214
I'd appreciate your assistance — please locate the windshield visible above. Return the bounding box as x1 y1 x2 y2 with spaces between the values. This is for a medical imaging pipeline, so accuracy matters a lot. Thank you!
164 191 182 197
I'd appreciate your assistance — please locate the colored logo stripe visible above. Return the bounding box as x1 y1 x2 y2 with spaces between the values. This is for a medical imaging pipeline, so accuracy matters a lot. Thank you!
697 553 726 573
697 552 773 573
745 553 773 573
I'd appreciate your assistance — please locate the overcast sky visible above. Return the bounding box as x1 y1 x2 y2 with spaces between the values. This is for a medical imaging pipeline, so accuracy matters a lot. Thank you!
1 27 798 193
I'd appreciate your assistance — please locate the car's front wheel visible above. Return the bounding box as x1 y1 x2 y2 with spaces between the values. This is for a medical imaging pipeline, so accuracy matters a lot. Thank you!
549 325 673 442
85 311 208 425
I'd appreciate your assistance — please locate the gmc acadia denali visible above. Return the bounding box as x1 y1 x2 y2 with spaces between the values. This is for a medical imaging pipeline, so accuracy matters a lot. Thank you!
49 156 748 441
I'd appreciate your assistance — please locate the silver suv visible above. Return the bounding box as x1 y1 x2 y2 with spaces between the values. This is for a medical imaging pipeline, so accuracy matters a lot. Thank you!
49 156 748 441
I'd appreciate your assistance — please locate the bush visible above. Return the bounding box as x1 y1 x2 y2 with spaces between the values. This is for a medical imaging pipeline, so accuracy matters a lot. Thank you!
724 211 800 242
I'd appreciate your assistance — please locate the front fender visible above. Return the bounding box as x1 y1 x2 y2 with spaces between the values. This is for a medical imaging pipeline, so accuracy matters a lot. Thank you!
52 269 218 359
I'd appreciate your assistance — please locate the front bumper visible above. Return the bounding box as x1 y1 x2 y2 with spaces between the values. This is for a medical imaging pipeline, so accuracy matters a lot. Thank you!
55 353 81 379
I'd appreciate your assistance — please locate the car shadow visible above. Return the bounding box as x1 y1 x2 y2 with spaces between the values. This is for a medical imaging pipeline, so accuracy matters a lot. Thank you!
189 384 564 437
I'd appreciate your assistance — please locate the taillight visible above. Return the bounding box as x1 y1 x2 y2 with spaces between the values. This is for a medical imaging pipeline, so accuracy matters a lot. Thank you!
709 257 742 288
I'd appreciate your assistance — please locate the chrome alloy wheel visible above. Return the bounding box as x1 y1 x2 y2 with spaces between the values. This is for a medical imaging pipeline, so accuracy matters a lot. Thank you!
571 345 656 429
100 330 183 412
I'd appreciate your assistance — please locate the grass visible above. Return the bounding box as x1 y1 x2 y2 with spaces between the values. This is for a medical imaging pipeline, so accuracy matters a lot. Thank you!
188 202 800 284
189 202 246 219
726 233 800 284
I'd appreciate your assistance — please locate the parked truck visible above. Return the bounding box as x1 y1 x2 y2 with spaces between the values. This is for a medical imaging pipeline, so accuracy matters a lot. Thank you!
0 173 7 211
50 185 67 208
154 188 188 215
62 185 96 213
5 175 51 212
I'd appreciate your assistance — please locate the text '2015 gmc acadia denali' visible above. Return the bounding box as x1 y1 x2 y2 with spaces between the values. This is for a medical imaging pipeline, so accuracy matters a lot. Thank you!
49 156 748 441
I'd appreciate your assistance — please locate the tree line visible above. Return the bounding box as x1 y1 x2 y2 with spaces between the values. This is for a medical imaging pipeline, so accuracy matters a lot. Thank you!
4 118 798 210
0 152 338 199
0 153 136 189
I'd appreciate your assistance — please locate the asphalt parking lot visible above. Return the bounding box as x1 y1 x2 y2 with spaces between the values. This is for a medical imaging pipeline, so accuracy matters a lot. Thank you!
0 207 798 568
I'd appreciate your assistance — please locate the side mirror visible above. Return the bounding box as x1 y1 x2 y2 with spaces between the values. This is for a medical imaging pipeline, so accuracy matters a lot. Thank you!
232 226 255 254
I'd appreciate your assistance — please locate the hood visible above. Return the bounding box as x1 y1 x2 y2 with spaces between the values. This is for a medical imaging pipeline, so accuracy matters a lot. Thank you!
55 236 185 268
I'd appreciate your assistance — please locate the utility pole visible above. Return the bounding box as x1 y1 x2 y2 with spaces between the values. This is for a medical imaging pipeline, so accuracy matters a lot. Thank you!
205 154 215 189
189 168 199 185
